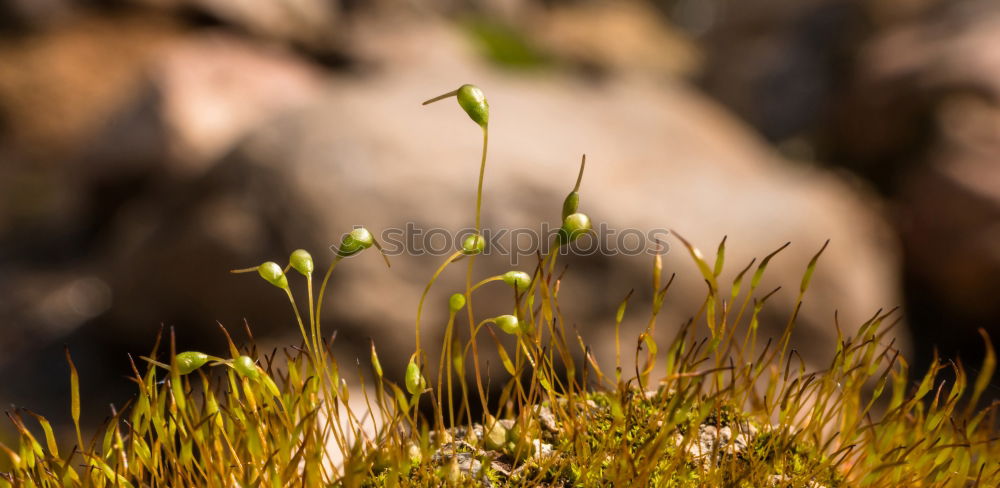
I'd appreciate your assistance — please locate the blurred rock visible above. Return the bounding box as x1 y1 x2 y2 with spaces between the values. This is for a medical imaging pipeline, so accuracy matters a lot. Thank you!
0 30 330 420
0 13 182 370
901 139 1000 320
530 1 702 79
0 14 909 422
834 1 1000 363
0 11 179 161
689 0 955 147
83 32 327 176
694 0 863 144
0 270 110 358
131 0 342 53
0 29 326 346
830 1 1000 184
0 0 75 31
79 19 905 378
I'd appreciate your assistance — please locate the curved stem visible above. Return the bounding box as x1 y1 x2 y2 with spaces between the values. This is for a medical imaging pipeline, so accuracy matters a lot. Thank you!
416 251 465 356
475 127 488 232
431 273 503 431
313 257 348 447
284 288 311 361
548 247 560 277
306 275 316 351
462 319 498 360
315 255 345 334
526 236 559 295
573 154 586 192
521 236 559 330
422 90 459 106
471 275 503 293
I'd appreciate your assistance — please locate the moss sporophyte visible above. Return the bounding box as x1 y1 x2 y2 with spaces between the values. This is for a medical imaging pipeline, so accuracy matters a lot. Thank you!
4 84 998 488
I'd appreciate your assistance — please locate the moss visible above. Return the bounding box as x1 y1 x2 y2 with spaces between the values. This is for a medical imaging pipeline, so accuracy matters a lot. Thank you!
3 85 998 488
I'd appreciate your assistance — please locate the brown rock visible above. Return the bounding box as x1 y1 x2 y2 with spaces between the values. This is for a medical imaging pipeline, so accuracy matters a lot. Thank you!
530 1 702 78
88 32 327 176
131 0 342 50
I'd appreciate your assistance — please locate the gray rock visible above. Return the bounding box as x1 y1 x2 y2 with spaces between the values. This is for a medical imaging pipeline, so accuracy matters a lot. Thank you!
430 441 508 487
672 422 753 468
532 404 560 435
530 438 553 460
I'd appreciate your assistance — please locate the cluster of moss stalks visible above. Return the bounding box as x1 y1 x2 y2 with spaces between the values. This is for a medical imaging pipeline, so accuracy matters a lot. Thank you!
1 85 998 488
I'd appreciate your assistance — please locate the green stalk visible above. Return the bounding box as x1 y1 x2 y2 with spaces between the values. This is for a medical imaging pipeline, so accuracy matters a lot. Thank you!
465 126 491 414
283 288 311 361
437 310 458 431
306 274 319 362
314 255 344 337
415 250 464 356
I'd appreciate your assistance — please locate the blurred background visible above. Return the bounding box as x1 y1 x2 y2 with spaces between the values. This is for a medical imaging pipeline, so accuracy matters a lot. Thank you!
1 0 998 438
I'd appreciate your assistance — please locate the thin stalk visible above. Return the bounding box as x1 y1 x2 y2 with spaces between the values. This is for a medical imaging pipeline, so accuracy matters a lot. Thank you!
437 311 459 430
475 127 488 232
416 250 464 356
314 255 347 423
284 288 311 361
422 90 459 106
523 235 559 338
573 154 586 192
465 126 491 416
471 275 503 292
307 274 319 362
428 273 501 432
315 255 344 335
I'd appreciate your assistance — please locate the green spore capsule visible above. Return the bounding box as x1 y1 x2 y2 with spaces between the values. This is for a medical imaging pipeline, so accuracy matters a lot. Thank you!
562 154 587 220
561 191 580 220
257 262 288 289
462 234 485 255
338 227 374 257
233 355 260 381
174 351 209 375
449 293 467 312
289 249 314 276
405 356 425 396
456 84 489 128
422 84 489 128
559 212 592 244
502 271 532 292
495 314 520 335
